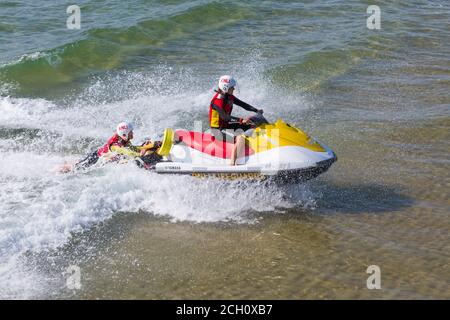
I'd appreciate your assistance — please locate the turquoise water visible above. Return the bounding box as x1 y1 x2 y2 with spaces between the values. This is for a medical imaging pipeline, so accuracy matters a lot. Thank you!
0 0 449 299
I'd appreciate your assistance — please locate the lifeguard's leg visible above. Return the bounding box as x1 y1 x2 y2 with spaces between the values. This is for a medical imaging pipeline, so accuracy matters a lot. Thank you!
231 135 246 166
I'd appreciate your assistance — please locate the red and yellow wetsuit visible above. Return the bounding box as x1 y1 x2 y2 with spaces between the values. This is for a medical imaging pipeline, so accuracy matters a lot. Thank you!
97 133 139 157
74 134 161 170
209 91 258 130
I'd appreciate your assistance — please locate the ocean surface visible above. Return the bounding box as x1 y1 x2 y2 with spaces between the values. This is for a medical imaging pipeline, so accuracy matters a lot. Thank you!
0 0 449 299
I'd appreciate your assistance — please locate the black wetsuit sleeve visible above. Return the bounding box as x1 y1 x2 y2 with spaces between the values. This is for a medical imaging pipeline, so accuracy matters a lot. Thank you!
74 151 99 170
233 97 258 112
211 102 239 122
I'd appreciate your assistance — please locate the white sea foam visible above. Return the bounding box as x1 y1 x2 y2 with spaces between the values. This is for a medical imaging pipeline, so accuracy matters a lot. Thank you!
0 66 315 298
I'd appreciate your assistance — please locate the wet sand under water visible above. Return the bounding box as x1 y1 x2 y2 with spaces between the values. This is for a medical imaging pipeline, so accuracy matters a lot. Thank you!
45 208 449 299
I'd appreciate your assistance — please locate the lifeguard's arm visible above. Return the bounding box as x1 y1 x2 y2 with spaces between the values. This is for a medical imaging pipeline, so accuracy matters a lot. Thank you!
72 151 99 171
137 141 161 152
128 144 141 153
233 97 258 112
211 102 240 122
110 145 141 157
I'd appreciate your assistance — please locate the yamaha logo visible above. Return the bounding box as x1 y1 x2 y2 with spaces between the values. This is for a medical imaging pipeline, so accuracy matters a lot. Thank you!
166 166 181 170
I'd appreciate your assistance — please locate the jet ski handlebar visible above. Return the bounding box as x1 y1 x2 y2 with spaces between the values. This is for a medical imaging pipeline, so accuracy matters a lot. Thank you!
245 113 269 127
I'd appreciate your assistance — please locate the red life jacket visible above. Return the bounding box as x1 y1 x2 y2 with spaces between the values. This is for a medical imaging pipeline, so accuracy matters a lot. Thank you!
97 133 129 157
209 92 235 129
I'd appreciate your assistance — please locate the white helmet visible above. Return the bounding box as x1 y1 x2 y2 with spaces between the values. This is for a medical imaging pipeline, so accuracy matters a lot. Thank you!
218 75 237 93
116 122 133 140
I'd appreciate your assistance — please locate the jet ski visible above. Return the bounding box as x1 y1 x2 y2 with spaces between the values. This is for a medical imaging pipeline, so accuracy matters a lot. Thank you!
152 114 337 182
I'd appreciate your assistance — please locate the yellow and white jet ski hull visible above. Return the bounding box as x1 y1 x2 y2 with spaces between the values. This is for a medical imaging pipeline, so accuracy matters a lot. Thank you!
154 119 337 182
